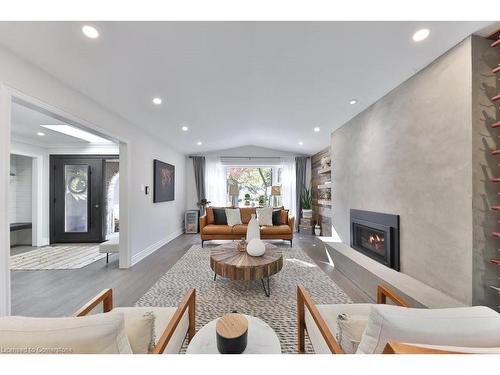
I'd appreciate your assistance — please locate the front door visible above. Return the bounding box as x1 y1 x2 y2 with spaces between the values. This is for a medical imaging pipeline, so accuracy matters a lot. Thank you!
50 155 104 243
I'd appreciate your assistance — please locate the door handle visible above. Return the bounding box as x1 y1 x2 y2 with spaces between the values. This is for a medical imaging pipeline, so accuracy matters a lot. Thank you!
95 204 100 208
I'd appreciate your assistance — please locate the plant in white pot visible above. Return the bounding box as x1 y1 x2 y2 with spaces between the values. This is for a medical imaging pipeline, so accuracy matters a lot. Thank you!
301 187 312 219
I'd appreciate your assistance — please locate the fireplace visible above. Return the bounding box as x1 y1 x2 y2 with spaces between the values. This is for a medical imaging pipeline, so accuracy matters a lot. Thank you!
350 209 400 271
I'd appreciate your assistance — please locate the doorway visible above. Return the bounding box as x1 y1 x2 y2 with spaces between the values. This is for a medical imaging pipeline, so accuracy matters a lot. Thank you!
50 155 118 243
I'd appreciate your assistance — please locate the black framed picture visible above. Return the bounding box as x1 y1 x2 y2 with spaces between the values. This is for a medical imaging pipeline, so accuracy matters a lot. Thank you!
153 159 175 203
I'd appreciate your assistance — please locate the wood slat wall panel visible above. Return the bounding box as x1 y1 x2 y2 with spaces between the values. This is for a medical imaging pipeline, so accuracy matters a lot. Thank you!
311 147 332 236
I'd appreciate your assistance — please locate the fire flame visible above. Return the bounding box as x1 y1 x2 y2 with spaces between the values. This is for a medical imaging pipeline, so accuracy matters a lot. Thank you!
368 233 384 251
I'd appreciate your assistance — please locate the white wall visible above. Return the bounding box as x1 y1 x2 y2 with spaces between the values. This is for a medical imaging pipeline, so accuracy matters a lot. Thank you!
331 38 473 304
186 145 311 209
9 154 33 223
10 141 48 247
0 46 187 314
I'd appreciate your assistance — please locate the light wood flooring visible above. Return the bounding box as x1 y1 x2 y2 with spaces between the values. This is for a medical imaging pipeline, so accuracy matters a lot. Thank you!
11 234 370 317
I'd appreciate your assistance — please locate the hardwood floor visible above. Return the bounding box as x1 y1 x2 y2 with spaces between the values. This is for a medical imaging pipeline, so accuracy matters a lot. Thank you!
11 233 369 317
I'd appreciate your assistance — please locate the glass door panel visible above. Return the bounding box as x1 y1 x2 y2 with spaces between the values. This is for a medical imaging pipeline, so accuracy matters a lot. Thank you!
64 164 89 233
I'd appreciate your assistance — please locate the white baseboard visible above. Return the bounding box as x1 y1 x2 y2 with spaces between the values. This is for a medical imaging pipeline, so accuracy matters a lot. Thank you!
131 228 184 266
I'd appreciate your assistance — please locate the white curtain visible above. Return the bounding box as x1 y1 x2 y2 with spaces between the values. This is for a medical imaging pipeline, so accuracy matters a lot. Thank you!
205 156 227 207
280 156 297 223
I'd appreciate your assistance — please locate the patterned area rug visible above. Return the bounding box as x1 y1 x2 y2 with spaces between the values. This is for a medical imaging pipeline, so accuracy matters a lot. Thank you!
10 245 106 270
136 244 352 354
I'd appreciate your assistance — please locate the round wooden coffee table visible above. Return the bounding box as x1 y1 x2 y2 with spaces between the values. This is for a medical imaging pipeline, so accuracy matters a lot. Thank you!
210 242 283 297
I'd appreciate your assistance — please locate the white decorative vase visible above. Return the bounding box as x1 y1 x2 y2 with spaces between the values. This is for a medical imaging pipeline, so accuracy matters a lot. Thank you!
314 225 321 236
246 214 260 242
247 238 266 257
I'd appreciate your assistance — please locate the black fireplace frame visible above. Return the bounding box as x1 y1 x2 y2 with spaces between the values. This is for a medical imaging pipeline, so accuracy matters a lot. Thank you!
350 209 400 271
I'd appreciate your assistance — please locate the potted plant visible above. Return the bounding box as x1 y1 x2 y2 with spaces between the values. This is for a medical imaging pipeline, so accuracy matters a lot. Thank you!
244 193 251 206
301 187 312 219
197 198 211 215
258 195 265 207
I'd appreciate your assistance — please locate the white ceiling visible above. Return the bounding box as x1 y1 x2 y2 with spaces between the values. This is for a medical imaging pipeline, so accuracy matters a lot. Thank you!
0 21 495 154
11 101 116 147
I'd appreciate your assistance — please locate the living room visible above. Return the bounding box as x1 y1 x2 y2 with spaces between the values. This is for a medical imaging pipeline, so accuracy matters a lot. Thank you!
0 1 500 374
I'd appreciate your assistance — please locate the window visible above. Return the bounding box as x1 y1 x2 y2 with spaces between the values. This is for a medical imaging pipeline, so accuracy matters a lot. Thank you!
226 166 282 207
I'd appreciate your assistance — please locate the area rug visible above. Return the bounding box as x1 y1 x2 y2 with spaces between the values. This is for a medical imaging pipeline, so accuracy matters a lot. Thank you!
136 244 352 354
10 245 106 270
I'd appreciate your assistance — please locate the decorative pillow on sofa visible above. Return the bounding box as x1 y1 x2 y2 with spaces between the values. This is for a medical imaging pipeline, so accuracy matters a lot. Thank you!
272 210 282 226
335 313 369 354
225 208 242 226
113 308 156 354
256 207 273 226
212 208 228 225
280 209 289 225
357 304 500 354
0 313 132 354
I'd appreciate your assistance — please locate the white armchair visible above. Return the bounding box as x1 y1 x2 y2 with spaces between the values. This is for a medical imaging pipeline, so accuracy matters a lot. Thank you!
297 284 500 354
0 288 195 354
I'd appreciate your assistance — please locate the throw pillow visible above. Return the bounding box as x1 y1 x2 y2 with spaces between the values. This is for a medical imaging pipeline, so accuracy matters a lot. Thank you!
272 210 282 226
357 304 500 354
335 313 369 354
256 207 273 226
113 308 156 354
225 208 242 226
280 209 289 225
212 208 228 225
0 313 132 354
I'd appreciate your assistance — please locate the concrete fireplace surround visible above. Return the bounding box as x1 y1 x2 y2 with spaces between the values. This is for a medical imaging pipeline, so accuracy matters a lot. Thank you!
330 35 498 308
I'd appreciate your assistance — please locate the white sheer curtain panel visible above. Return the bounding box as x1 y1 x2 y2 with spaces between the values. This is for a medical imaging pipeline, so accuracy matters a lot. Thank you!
280 156 297 222
205 156 227 207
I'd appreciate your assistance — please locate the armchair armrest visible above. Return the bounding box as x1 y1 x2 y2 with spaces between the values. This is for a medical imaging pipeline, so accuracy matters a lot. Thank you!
377 285 409 307
152 288 196 354
297 285 343 354
288 216 295 232
74 289 113 316
383 342 465 354
199 215 207 231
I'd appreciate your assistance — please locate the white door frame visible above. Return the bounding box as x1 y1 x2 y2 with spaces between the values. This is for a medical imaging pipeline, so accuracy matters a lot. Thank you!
0 84 132 315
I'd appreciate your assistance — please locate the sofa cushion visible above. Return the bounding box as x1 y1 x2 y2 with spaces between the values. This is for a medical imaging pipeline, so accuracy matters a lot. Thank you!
115 306 189 354
202 224 233 235
113 308 155 354
357 304 500 354
225 208 242 226
0 313 132 354
280 210 289 225
231 224 248 235
305 304 372 354
261 225 292 235
213 208 228 225
240 208 257 224
257 207 273 226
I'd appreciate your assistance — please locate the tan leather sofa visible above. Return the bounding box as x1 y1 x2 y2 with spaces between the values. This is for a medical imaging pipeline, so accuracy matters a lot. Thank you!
199 207 294 247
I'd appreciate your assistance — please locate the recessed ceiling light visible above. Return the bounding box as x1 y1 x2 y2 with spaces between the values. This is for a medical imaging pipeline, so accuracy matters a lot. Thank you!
41 125 113 144
313 127 320 132
181 126 189 131
298 141 303 146
82 25 99 39
349 99 358 105
412 28 430 42
152 97 162 105
197 141 202 146
36 132 45 136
